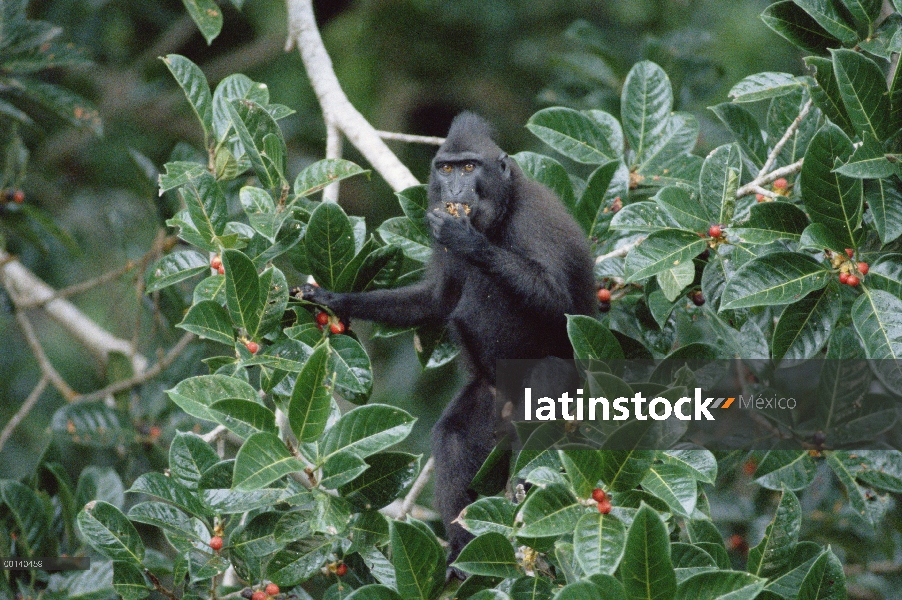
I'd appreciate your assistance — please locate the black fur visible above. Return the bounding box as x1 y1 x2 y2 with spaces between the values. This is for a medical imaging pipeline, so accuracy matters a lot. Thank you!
296 112 596 571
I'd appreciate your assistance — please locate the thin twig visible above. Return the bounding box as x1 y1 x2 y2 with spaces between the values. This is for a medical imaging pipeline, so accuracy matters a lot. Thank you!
201 425 229 444
759 99 813 176
595 237 644 264
376 130 446 145
72 332 195 403
15 311 78 401
0 377 49 452
400 456 435 520
145 570 178 600
735 158 804 199
323 120 343 203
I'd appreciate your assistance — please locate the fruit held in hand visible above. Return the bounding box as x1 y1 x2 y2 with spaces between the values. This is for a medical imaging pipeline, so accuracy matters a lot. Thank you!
591 488 607 502
265 584 280 596
597 288 611 302
846 275 860 287
316 311 330 326
330 321 345 335
209 536 223 551
597 500 612 514
245 341 259 354
857 262 869 275
708 224 722 238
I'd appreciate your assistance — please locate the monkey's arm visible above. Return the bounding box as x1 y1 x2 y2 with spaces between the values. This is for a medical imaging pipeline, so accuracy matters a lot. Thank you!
426 212 571 314
294 279 447 329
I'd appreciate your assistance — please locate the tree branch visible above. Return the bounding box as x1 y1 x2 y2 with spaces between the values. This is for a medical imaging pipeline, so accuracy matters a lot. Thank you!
323 121 343 203
284 0 419 193
72 332 195 403
400 456 434 520
759 99 812 177
1 251 147 372
376 130 445 145
0 376 48 452
15 311 78 401
595 237 644 264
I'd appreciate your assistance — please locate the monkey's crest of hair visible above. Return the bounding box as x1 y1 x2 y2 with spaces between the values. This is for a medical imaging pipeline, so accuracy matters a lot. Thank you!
441 111 500 154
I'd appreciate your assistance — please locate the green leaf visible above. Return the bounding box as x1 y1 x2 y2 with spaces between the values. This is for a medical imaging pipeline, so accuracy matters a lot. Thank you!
516 484 582 538
754 451 818 491
866 177 902 244
378 216 432 263
663 450 717 484
127 502 196 543
222 249 264 337
621 504 676 600
128 472 209 517
305 202 357 289
177 300 234 345
226 99 285 189
233 432 305 490
833 131 895 178
113 561 150 600
699 143 741 225
10 78 102 134
868 253 902 296
621 61 673 165
339 452 419 511
599 420 656 492
328 335 373 405
567 315 624 360
851 289 902 377
180 170 229 247
294 159 369 197
767 88 820 166
345 586 404 600
453 532 521 578
729 72 802 102
391 519 445 600
458 497 517 537
653 186 709 233
162 54 212 136
731 202 809 244
839 0 882 27
747 487 801 578
50 402 128 448
793 0 858 45
288 342 333 442
720 252 830 309
576 160 629 237
180 0 222 44
559 446 605 499
761 1 840 55
526 107 618 164
0 480 49 556
513 152 576 212
675 571 765 600
831 49 891 141
709 103 767 169
267 536 333 587
797 549 847 600
319 404 416 459
634 113 701 183
804 56 855 136
640 463 698 517
77 501 144 566
772 288 840 362
169 431 220 490
798 223 848 253
211 74 268 142
573 512 627 576
657 260 695 302
826 451 887 527
624 229 708 282
609 201 678 232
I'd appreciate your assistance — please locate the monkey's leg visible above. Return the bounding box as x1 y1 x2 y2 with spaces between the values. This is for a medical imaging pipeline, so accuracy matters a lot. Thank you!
431 378 496 576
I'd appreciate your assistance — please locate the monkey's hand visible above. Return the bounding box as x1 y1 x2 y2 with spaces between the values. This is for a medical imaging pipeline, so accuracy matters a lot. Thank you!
427 210 486 258
290 284 342 311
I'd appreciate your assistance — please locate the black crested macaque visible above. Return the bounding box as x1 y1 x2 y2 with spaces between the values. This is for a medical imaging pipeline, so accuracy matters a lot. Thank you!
295 112 596 575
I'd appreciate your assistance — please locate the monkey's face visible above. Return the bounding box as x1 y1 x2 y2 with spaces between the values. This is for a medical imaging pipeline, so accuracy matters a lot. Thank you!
428 152 511 230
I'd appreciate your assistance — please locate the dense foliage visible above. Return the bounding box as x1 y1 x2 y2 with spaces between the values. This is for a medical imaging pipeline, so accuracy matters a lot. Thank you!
3 0 902 599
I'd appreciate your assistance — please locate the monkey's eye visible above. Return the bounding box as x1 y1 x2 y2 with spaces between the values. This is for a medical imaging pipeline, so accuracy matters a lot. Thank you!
441 164 452 173
464 163 475 172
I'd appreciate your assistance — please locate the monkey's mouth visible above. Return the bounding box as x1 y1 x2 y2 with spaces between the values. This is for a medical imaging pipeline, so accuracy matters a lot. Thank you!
443 202 471 218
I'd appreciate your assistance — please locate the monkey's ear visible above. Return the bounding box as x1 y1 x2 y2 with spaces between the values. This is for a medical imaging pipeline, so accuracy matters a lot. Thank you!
498 152 511 179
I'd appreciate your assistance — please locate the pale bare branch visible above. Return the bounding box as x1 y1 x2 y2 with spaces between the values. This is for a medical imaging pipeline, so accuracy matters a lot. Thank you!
0 377 48 452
